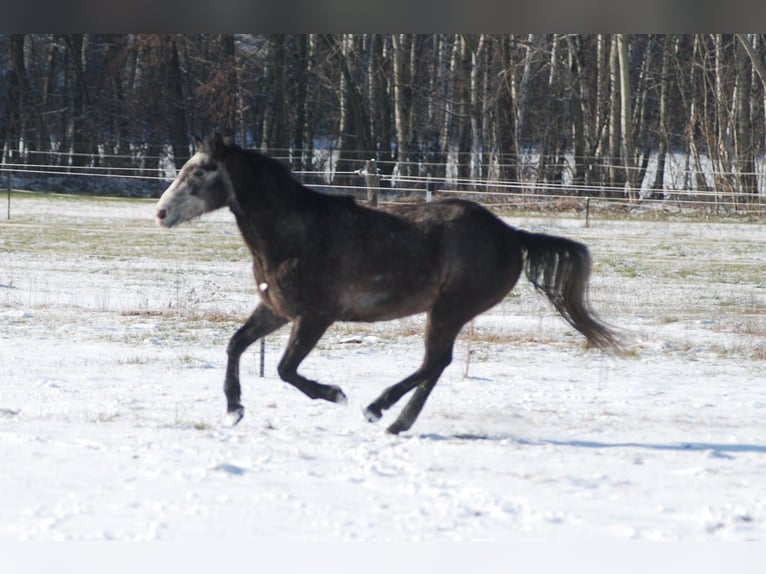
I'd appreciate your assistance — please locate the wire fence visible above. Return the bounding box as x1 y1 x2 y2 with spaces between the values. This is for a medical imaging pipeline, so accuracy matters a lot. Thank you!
2 147 765 217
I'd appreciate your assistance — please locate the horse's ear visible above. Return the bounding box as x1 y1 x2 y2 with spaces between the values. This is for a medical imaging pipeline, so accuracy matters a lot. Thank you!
211 132 226 156
192 133 204 151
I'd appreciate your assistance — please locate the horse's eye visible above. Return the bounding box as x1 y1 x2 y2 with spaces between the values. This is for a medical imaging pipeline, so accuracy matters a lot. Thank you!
194 169 206 178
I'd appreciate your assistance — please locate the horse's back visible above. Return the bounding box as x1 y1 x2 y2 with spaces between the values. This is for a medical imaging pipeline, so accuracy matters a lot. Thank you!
333 199 524 321
403 200 524 311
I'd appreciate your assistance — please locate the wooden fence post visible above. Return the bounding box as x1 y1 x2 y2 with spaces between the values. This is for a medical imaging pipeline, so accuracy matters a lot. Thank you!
7 172 11 220
260 337 266 377
365 158 379 207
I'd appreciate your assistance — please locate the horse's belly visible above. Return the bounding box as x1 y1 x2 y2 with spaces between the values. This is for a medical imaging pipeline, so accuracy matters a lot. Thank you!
337 284 435 322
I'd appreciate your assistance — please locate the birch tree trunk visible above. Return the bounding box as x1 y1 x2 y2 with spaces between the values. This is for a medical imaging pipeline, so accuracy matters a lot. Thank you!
391 34 410 178
439 34 459 180
512 34 535 184
468 34 486 183
617 34 637 201
292 34 308 170
303 34 318 171
632 35 655 193
734 36 757 202
735 33 766 200
496 36 517 183
651 35 673 199
565 35 587 191
686 36 710 192
539 34 562 187
593 34 610 187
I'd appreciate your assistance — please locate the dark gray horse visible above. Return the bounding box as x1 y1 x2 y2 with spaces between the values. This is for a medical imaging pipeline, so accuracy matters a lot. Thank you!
155 134 620 434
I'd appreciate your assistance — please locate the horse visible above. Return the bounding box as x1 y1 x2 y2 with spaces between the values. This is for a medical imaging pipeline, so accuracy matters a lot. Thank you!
155 134 621 434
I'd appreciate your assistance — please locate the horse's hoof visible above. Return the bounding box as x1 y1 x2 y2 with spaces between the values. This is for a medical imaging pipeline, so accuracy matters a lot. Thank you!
363 405 382 423
386 417 412 435
225 406 245 427
328 385 348 405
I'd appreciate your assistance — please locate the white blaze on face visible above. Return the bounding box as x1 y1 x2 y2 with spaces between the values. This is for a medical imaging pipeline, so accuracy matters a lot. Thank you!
155 151 231 228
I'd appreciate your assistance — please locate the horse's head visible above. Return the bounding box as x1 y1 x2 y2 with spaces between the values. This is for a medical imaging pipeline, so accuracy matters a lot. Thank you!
155 134 232 228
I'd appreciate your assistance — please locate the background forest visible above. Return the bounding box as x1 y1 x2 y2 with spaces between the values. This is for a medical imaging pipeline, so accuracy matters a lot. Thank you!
1 34 766 204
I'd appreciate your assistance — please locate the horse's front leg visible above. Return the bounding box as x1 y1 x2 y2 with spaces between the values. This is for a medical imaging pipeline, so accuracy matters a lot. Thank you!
277 316 347 404
225 305 288 425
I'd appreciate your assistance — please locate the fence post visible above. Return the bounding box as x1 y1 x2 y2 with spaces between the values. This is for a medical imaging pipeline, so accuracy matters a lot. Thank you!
259 337 266 377
585 196 591 227
7 172 11 220
365 158 379 207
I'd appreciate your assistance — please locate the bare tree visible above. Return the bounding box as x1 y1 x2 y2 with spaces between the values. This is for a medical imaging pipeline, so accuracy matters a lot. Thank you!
617 34 637 201
391 34 410 178
734 36 757 201
651 35 675 199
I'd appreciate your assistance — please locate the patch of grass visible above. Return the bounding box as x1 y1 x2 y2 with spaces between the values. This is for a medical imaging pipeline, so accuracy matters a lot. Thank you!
616 263 640 279
118 355 150 365
751 344 766 361
91 412 120 423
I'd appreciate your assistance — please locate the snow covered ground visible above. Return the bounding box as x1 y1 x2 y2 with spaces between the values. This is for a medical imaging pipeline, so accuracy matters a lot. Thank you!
1 191 765 543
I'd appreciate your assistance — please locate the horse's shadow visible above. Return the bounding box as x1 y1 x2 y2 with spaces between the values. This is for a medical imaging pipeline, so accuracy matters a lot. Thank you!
417 433 766 456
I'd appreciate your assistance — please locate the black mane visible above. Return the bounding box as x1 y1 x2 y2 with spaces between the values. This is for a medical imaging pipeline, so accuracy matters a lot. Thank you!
211 140 356 213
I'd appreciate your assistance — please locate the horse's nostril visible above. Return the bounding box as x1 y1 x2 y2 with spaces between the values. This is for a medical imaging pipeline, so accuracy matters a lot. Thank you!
157 209 167 220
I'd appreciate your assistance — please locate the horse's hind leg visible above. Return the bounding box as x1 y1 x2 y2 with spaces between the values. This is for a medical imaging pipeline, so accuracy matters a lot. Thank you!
225 305 287 424
386 377 442 435
277 316 348 405
364 309 464 434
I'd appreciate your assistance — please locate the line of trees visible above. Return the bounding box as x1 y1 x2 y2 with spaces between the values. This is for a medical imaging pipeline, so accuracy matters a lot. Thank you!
2 34 765 200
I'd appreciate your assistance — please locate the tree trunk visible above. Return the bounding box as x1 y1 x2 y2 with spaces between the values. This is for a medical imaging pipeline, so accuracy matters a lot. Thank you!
65 34 90 168
41 35 60 162
302 35 318 173
686 36 710 192
512 34 535 184
371 34 393 167
632 35 655 194
167 36 190 169
496 36 517 183
539 34 562 187
439 35 461 182
4 34 29 163
617 34 637 201
468 34 486 184
607 35 622 193
734 36 757 202
652 35 673 199
735 33 766 201
333 35 349 184
592 34 610 187
260 35 288 155
566 35 587 192
391 34 410 178
292 35 308 170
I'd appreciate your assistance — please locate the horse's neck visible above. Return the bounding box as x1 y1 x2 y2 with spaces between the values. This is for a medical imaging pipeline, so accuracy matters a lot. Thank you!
231 204 275 256
230 195 315 264
225 152 326 259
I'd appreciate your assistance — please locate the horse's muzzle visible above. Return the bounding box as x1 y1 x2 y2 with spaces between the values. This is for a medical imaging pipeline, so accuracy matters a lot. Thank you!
156 209 169 226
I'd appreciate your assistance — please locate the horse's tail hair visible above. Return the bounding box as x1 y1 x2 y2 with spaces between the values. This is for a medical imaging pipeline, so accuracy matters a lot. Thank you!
517 230 622 353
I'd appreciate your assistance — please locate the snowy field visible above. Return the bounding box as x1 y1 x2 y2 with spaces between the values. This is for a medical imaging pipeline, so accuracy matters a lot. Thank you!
1 191 765 546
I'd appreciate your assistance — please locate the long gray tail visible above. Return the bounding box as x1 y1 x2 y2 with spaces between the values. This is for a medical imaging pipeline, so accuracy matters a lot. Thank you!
517 230 622 352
